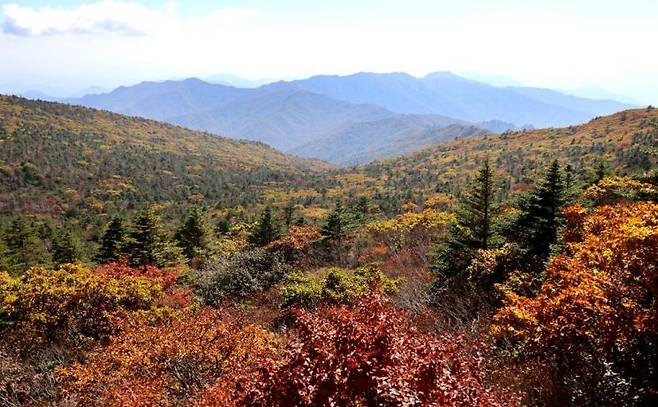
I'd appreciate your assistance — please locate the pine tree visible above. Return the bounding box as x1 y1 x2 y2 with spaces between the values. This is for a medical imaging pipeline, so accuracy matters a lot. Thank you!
52 227 84 265
321 202 347 264
431 159 497 287
321 202 345 244
4 217 50 274
459 158 495 250
124 208 183 267
250 207 279 247
283 203 295 228
96 216 125 264
176 207 214 265
509 160 565 261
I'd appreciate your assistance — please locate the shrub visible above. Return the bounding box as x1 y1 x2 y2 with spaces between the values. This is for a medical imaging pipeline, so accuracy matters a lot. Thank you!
213 294 518 406
583 176 658 206
281 266 400 308
492 202 658 405
57 309 274 406
265 225 322 265
1 263 167 346
367 208 454 251
196 249 289 304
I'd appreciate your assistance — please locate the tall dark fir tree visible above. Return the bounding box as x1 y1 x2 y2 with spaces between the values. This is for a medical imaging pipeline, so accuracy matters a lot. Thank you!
96 216 125 264
124 208 183 268
508 159 565 261
431 158 497 287
176 207 214 266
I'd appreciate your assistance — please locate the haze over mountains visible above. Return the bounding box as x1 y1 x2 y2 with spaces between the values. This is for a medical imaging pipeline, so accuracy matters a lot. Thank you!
60 72 633 165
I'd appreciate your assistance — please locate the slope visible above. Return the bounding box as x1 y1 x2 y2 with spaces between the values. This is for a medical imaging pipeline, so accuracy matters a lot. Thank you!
0 95 331 216
291 114 489 165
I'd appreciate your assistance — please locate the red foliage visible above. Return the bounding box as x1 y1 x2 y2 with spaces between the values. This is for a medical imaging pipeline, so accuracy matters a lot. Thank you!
202 294 518 406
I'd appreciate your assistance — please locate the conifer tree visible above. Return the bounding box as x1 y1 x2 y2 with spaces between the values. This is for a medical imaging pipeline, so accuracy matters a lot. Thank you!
250 207 279 247
176 207 214 265
4 217 50 274
52 227 84 265
321 202 347 264
96 216 125 264
283 203 295 228
321 202 346 244
432 159 497 286
124 208 183 267
508 160 565 261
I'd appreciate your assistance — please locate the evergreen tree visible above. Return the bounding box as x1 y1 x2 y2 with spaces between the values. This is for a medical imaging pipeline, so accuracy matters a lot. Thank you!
52 227 84 265
95 216 125 264
321 202 346 244
321 202 347 264
431 159 497 287
3 217 50 274
124 208 183 267
216 218 231 235
460 158 495 250
593 159 610 183
283 203 295 228
249 207 279 247
508 160 565 261
176 207 214 265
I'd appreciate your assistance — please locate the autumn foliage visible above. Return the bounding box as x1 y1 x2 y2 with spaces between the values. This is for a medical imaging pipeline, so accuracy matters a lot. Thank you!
58 309 274 406
493 202 658 403
205 294 518 406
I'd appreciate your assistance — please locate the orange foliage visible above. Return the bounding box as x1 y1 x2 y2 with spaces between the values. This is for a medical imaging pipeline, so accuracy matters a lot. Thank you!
57 309 274 407
493 202 658 401
266 225 322 265
95 260 192 308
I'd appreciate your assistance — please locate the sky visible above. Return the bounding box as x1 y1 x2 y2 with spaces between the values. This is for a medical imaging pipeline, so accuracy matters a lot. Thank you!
1 0 657 103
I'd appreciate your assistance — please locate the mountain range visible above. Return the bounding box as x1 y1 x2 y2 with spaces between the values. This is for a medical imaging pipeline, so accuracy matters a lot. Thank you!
61 72 634 165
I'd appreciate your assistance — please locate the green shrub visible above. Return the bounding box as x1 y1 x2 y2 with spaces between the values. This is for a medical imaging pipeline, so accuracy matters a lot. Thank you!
196 249 289 304
282 266 400 309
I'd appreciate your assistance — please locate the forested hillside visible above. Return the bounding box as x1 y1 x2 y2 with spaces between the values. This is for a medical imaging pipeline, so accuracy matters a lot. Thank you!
0 95 330 217
300 107 658 207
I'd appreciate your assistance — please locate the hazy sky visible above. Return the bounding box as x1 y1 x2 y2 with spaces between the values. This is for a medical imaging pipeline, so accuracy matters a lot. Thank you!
1 0 657 103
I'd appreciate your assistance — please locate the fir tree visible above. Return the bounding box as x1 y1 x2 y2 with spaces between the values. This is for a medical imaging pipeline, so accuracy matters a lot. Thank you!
283 203 295 228
508 160 565 261
431 159 497 287
176 207 214 265
321 202 346 244
124 208 183 267
52 227 84 265
250 207 279 247
96 216 126 264
4 217 50 274
321 202 347 264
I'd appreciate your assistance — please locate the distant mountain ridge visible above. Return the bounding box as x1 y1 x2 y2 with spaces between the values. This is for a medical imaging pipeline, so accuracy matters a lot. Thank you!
62 72 634 165
287 72 633 127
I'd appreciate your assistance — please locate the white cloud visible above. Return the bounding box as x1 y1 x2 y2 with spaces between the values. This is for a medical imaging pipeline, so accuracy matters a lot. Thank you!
0 1 255 36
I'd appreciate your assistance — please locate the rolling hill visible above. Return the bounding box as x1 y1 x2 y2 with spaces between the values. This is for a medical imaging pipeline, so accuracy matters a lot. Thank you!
349 107 658 197
66 78 486 162
0 95 331 216
262 107 658 211
291 115 489 165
